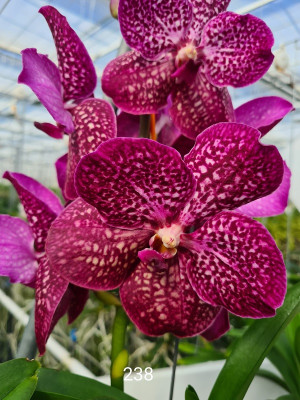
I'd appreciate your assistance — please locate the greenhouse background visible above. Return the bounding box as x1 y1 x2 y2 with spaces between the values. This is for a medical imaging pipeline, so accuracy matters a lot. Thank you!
0 0 299 399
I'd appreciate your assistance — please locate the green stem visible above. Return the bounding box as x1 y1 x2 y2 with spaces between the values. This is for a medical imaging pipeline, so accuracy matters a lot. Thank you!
139 115 150 138
110 306 129 391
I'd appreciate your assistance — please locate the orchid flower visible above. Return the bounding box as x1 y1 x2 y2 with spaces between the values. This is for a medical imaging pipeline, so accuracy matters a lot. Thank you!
46 122 286 340
117 96 292 219
102 0 274 137
18 6 97 137
0 172 89 354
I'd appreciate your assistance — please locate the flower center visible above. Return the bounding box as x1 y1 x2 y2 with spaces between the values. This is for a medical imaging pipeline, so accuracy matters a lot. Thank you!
175 44 197 67
149 224 182 258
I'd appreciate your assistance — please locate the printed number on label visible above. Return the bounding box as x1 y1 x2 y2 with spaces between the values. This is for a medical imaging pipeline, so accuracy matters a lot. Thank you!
124 367 153 381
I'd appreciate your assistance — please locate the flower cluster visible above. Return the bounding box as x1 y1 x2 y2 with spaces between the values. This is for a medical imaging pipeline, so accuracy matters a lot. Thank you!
0 1 293 355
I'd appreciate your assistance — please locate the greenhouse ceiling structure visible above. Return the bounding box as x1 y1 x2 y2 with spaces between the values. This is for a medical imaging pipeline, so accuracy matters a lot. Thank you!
0 0 299 205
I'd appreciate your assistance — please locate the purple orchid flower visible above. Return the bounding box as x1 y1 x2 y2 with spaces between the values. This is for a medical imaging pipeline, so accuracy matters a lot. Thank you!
18 6 97 137
0 172 89 354
46 122 286 339
102 0 274 137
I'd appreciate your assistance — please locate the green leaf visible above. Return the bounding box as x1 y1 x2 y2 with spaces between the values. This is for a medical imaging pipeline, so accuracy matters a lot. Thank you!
185 385 200 400
0 358 40 399
36 368 137 400
32 392 79 400
256 369 289 392
4 377 37 400
208 282 300 400
294 327 300 363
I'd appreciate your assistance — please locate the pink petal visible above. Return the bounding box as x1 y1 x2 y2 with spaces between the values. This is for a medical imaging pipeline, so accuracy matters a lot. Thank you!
65 99 117 200
76 138 196 230
46 198 151 290
34 122 64 139
55 153 68 201
118 0 192 60
200 308 230 341
235 96 294 136
236 162 291 218
117 112 140 138
18 49 74 133
102 50 175 114
180 123 284 227
35 254 69 355
181 211 286 318
201 12 274 87
39 6 97 102
170 71 235 139
0 215 37 286
3 171 63 251
120 255 220 337
185 0 230 44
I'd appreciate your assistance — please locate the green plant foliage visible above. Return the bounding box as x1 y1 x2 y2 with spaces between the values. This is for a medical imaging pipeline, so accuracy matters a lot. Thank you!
185 385 200 400
208 282 300 400
35 368 137 400
0 358 40 399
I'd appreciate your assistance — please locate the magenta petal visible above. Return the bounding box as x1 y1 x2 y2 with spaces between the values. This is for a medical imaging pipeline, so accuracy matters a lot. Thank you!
117 112 140 138
39 6 97 102
18 49 74 133
35 255 69 355
55 153 68 201
181 211 286 318
200 308 230 341
171 135 195 157
65 99 117 200
235 96 294 136
102 51 175 114
0 215 37 286
120 256 220 337
46 198 151 290
76 138 196 230
67 285 89 324
118 0 191 60
170 72 235 139
236 162 291 218
34 122 64 139
180 123 284 227
185 0 230 44
201 12 274 87
3 171 63 251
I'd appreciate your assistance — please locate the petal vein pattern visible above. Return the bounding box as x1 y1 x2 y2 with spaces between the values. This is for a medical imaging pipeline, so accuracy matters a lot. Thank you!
46 198 152 290
39 6 97 102
75 138 196 230
181 211 286 317
180 123 284 227
3 172 63 251
120 255 220 336
118 0 192 60
102 51 176 114
65 98 117 200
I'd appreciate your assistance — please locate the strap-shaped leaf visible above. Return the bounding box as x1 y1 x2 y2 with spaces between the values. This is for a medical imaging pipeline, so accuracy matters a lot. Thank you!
35 368 137 400
0 358 40 400
185 385 200 400
208 282 300 400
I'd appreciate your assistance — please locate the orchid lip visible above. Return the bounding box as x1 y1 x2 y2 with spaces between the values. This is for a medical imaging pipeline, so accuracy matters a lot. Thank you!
149 224 183 258
175 43 197 67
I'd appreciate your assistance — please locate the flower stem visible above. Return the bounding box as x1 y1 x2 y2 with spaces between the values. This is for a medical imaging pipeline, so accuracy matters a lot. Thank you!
150 114 157 141
110 306 129 391
169 337 179 400
139 115 150 138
